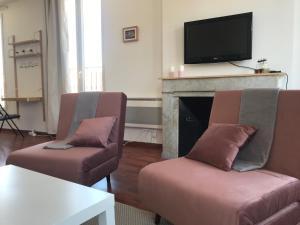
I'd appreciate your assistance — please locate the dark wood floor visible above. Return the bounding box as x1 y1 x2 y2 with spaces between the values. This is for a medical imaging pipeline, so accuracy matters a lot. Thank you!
0 130 162 209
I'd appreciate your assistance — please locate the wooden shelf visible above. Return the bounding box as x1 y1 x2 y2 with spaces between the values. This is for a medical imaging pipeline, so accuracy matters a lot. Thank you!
10 53 41 59
8 30 45 121
2 97 43 102
9 39 40 46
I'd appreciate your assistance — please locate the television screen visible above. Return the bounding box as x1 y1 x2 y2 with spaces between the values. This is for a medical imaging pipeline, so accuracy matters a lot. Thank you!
184 12 253 64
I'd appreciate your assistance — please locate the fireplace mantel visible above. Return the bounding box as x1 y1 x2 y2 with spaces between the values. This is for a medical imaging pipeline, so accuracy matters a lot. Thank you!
162 73 287 159
161 72 285 80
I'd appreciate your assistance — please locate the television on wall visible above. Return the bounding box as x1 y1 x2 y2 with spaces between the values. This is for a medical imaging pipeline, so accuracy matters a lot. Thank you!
184 12 253 64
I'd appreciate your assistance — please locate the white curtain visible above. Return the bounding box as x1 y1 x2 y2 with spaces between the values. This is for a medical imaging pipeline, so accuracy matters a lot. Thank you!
44 0 78 134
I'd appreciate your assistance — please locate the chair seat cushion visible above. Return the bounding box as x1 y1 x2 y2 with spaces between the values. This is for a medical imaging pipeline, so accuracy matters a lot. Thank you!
139 158 300 225
6 141 118 184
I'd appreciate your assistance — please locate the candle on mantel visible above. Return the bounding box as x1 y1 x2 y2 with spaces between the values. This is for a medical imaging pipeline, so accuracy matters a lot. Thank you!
169 66 176 77
178 65 185 77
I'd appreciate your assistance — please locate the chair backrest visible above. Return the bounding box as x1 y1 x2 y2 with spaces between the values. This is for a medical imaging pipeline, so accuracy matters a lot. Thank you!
209 90 300 180
56 92 127 159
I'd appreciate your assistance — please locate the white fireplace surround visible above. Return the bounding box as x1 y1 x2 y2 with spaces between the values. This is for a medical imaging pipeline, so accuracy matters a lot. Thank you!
162 73 287 159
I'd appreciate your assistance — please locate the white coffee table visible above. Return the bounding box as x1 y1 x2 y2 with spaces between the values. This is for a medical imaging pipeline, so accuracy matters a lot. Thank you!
0 165 115 225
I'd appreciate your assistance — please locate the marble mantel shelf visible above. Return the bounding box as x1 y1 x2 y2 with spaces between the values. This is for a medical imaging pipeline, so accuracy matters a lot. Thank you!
161 72 286 80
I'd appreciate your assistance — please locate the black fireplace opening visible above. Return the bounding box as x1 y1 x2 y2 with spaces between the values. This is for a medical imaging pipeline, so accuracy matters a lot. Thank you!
178 97 214 157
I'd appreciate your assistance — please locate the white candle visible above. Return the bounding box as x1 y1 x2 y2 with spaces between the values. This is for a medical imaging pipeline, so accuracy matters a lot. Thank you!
169 66 175 77
178 65 185 77
180 65 184 72
170 66 175 72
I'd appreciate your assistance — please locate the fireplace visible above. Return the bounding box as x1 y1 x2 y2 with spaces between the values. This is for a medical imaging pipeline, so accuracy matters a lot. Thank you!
162 73 286 159
179 97 214 156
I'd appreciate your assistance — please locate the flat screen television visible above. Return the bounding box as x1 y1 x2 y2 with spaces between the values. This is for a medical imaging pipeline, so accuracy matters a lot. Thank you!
184 12 253 64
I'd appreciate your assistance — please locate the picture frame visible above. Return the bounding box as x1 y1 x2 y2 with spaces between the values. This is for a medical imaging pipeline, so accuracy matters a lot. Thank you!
123 26 139 42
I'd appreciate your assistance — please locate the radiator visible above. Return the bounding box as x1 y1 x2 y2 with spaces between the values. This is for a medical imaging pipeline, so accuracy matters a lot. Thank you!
125 98 162 130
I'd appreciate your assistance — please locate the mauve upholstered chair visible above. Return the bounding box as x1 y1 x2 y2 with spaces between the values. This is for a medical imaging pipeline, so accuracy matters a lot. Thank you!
7 92 127 186
139 90 300 225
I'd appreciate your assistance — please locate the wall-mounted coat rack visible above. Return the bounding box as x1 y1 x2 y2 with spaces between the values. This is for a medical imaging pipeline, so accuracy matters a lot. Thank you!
2 30 45 121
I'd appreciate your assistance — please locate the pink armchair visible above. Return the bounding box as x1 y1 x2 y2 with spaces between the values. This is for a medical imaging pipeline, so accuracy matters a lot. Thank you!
139 90 300 225
7 92 127 186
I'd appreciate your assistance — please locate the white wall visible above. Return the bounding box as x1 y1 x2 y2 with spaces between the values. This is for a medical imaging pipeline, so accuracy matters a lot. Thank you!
2 0 164 139
291 0 300 89
102 0 163 143
162 0 296 83
2 0 46 132
102 0 162 98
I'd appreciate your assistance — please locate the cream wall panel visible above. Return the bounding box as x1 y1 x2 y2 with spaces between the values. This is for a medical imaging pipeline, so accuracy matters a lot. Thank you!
162 0 295 85
102 0 162 98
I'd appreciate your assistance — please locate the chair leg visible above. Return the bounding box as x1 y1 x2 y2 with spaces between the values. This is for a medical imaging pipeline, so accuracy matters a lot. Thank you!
0 120 4 132
106 175 111 184
9 119 24 137
155 214 161 225
5 120 18 135
106 175 112 192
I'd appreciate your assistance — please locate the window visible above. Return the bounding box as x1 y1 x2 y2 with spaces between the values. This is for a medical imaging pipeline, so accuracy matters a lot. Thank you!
65 0 103 92
81 0 103 92
64 0 78 93
0 15 4 105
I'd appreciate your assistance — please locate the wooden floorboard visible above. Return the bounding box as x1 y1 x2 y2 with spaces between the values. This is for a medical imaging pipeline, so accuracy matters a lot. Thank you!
0 130 162 209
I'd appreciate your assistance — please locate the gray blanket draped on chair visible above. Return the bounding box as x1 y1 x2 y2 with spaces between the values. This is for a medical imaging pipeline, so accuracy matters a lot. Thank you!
44 92 100 150
68 92 100 135
233 89 280 172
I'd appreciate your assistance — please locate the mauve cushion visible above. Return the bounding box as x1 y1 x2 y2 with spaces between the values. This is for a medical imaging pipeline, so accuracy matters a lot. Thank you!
69 117 116 147
187 123 256 171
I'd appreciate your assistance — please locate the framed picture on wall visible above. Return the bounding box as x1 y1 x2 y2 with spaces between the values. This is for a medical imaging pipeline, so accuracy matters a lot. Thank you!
123 26 139 42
